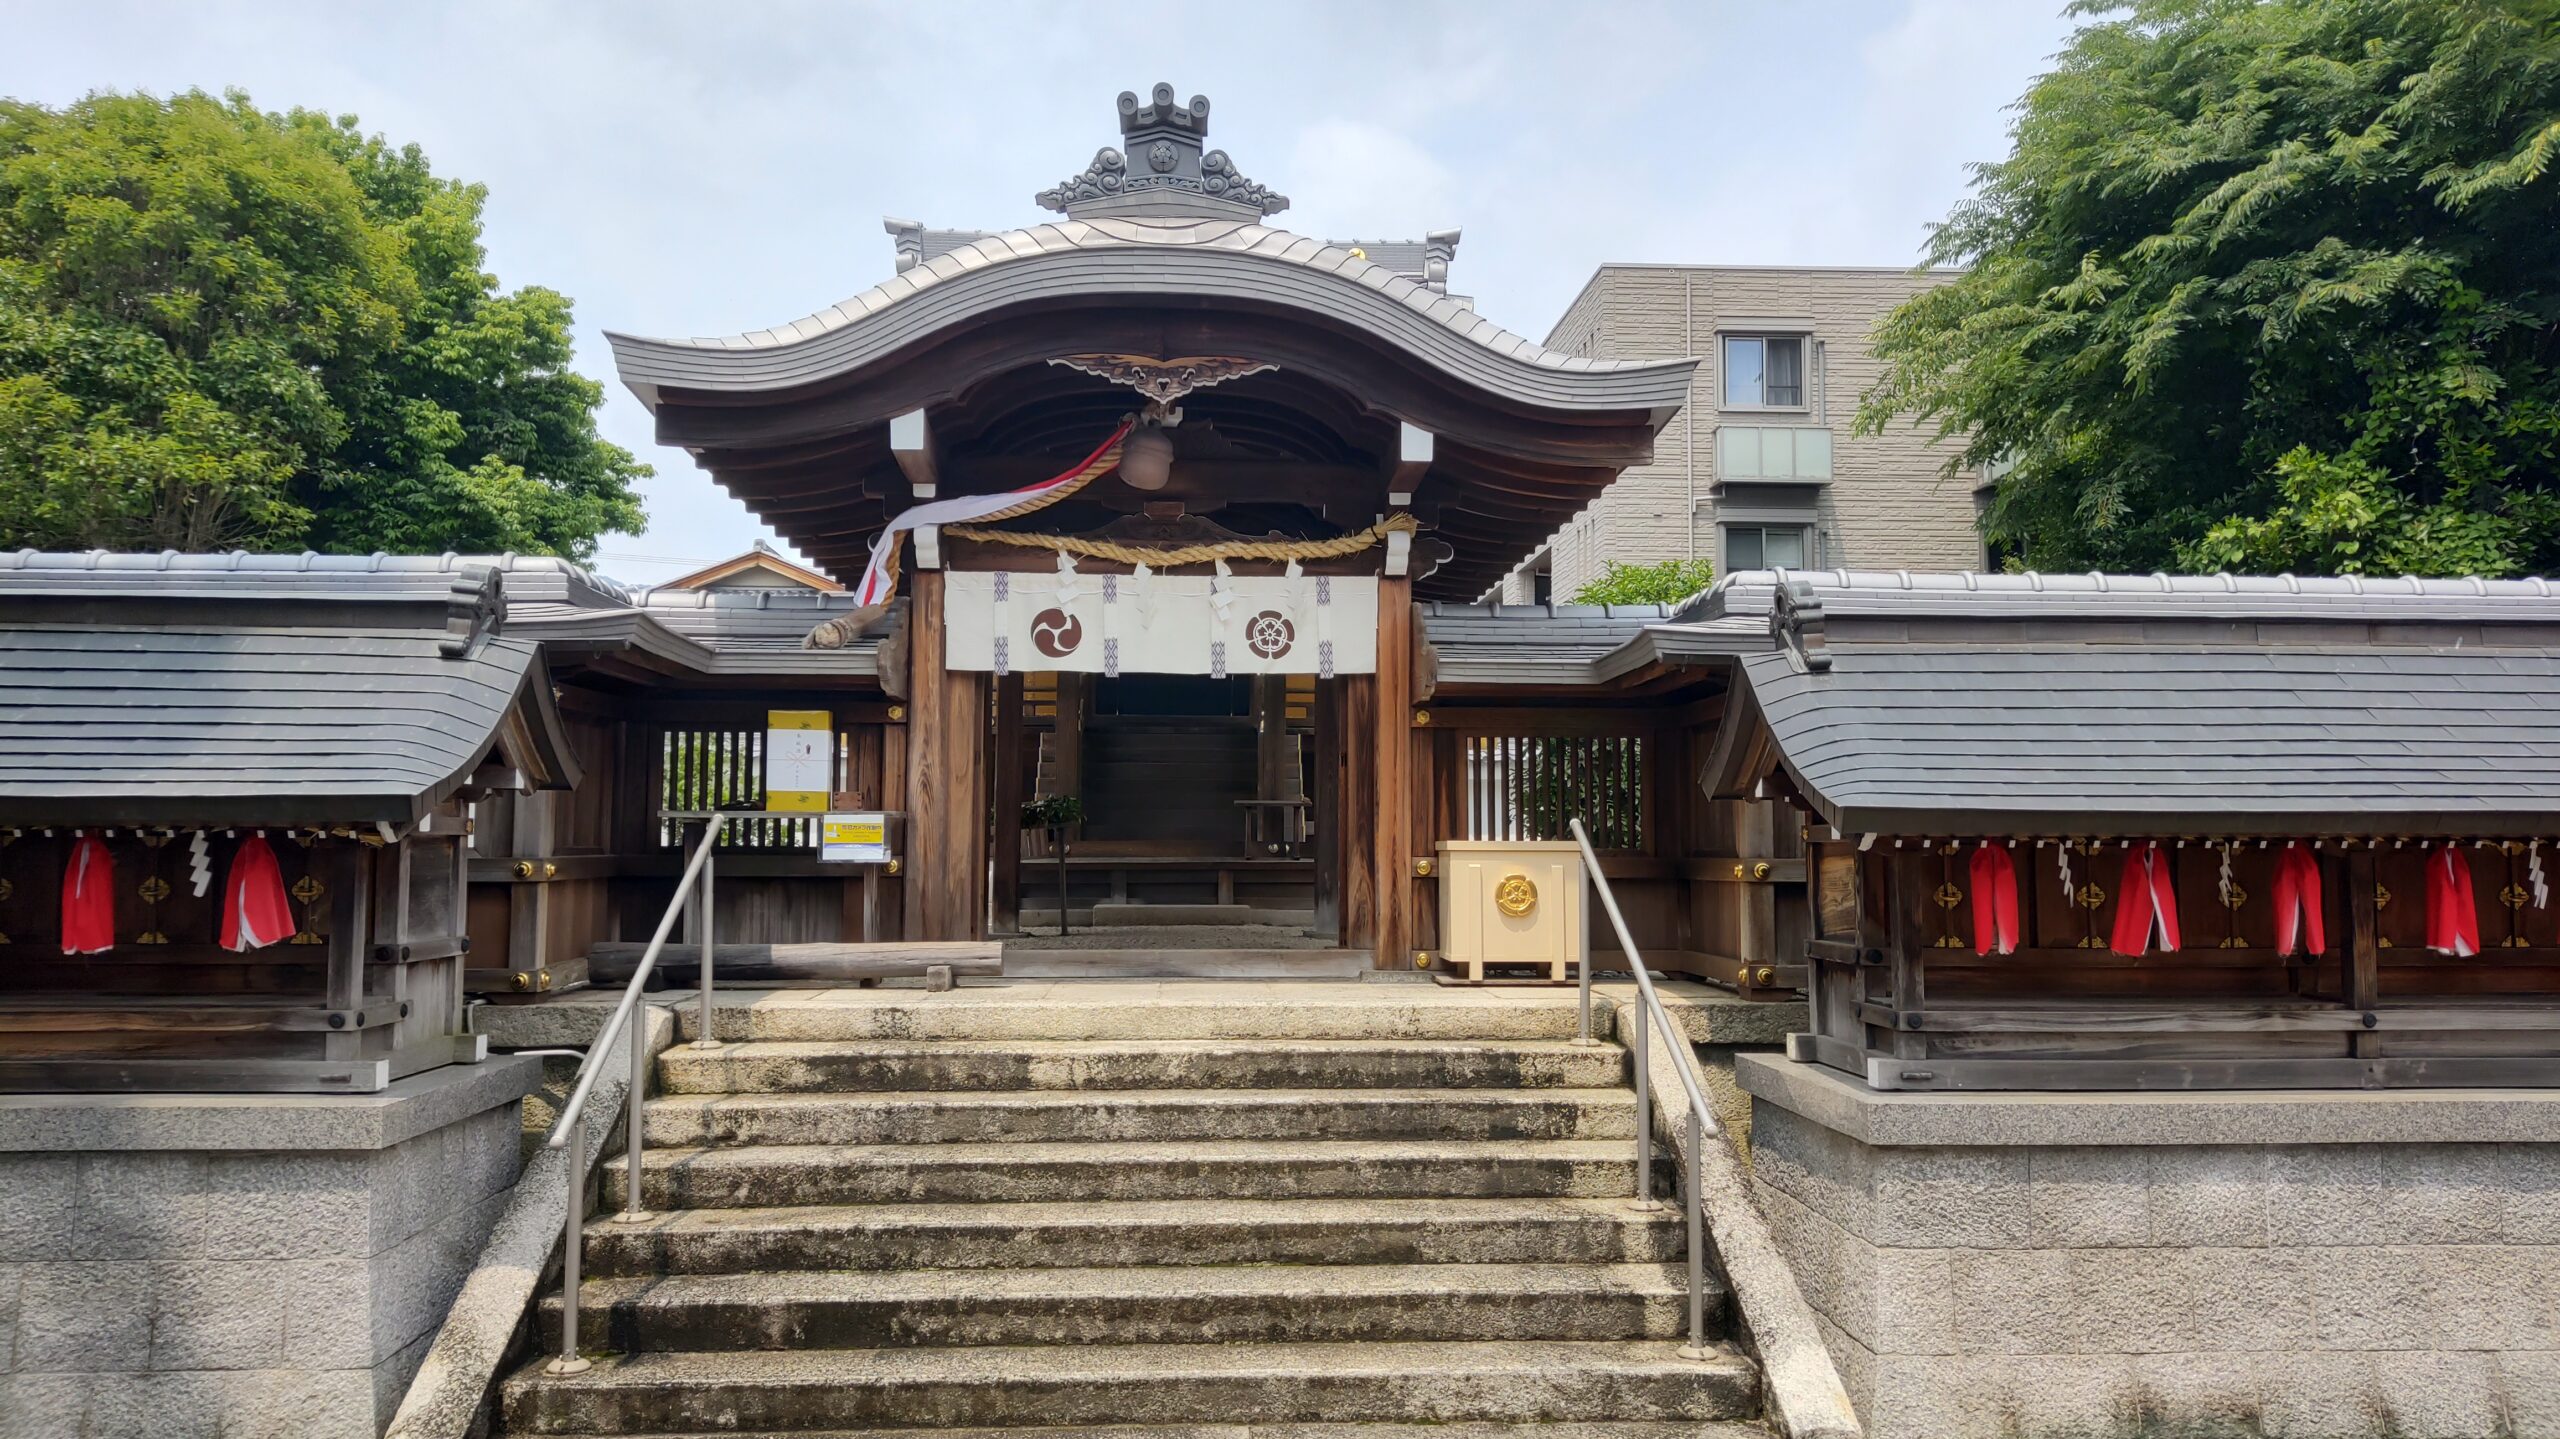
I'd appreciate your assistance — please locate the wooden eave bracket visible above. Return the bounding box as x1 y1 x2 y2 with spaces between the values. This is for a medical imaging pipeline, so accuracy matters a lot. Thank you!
891 408 939 498
1389 423 1432 507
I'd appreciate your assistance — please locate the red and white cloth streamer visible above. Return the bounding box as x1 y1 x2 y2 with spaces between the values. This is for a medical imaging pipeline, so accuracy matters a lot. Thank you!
1969 843 2020 955
848 422 1132 609
2425 846 2480 957
2272 841 2326 957
220 834 297 951
2110 841 2182 956
60 833 116 955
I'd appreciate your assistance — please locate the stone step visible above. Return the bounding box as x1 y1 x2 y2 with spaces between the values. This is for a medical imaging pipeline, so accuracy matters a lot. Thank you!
500 1340 1761 1433
582 1197 1686 1278
1001 950 1360 980
1086 903 1268 926
520 1424 1774 1439
509 1413 1771 1423
540 1262 1716 1351
601 1139 1646 1211
642 1087 1640 1147
658 1039 1625 1095
681 992 1597 1044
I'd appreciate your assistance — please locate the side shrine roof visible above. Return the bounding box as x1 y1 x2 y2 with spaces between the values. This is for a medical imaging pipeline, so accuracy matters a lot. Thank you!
0 552 581 827
1420 598 1763 688
1685 568 2560 838
0 550 891 682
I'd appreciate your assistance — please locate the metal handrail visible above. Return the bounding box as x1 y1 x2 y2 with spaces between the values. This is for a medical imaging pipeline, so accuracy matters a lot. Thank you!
541 814 727 1376
1569 816 1718 1361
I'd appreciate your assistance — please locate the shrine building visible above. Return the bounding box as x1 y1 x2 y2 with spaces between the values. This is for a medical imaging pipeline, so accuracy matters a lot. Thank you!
6 83 2560 1439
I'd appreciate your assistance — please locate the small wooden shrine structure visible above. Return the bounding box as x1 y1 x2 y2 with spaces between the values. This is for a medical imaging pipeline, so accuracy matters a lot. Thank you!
0 555 578 1091
1696 570 2560 1090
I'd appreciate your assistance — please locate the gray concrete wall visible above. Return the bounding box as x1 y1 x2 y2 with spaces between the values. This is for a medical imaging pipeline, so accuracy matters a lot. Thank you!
1522 265 1983 601
1738 1054 2560 1438
0 1058 538 1439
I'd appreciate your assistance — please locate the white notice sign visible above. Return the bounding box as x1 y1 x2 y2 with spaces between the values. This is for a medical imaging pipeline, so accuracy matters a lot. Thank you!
944 570 1378 677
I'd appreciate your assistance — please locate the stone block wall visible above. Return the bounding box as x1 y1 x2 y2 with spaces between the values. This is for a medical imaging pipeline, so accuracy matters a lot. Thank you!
1739 1055 2560 1438
0 1061 535 1439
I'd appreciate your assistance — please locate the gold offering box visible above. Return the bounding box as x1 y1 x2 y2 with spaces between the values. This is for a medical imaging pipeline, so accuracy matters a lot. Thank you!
1435 840 1587 984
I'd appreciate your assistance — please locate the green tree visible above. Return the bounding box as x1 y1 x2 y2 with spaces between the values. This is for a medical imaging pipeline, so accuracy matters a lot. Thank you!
1858 0 2560 577
1569 557 1718 605
0 90 645 556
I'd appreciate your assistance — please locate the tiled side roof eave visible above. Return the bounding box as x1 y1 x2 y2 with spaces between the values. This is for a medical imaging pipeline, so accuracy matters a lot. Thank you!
0 629 549 827
1704 568 2560 626
1735 648 2560 839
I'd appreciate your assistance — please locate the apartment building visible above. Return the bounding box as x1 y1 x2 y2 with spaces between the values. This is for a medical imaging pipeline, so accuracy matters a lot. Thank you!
1499 265 1985 601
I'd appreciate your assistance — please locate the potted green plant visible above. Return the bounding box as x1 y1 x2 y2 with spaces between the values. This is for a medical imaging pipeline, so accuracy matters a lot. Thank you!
1021 795 1084 936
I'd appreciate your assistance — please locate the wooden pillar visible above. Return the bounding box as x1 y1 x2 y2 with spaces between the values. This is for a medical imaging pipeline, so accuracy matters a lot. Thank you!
1410 713 1445 958
2347 849 2381 1058
1735 791 1776 976
1311 680 1342 942
1883 854 1927 1060
1338 675 1376 950
904 572 989 940
875 720 908 941
1052 674 1087 800
323 842 374 1063
1370 581 1415 971
991 673 1025 934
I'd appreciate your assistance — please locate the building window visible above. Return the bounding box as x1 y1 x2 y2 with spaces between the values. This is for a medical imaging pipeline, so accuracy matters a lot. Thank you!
1725 525 1809 571
1722 334 1807 409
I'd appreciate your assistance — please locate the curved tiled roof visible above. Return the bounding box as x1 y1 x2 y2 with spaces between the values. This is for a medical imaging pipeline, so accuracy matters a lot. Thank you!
607 217 1696 415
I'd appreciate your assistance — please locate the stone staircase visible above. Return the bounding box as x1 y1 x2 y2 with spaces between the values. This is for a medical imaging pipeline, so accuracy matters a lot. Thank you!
499 995 1768 1437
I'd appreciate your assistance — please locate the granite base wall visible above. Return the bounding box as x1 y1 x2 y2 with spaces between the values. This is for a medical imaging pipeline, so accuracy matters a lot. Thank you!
0 1059 537 1439
1739 1054 2560 1438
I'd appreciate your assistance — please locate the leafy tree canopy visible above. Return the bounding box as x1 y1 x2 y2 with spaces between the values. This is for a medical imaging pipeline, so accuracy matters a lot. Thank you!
1858 0 2560 576
0 90 646 556
1569 557 1719 605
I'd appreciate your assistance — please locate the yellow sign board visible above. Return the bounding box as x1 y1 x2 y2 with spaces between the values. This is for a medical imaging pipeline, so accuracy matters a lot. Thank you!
766 710 833 812
821 813 892 865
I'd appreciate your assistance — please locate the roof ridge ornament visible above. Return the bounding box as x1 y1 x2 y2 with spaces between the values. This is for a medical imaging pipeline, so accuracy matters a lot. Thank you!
1771 574 1831 674
1035 84 1288 220
440 565 506 660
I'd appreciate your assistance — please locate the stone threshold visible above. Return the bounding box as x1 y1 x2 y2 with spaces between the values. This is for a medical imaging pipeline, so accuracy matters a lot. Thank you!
0 1053 542 1153
1738 1051 2560 1147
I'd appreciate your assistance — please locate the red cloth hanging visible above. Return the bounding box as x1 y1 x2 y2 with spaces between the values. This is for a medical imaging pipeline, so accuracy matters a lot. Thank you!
2109 841 2182 956
2426 846 2481 957
60 832 115 955
1969 843 2019 955
221 834 297 952
2273 842 2326 957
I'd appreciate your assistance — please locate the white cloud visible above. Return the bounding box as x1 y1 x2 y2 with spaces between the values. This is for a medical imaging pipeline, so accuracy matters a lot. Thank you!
1284 119 1461 240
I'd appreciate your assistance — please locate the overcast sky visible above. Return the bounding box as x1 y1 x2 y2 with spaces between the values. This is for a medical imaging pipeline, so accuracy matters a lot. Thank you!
4 1 2077 587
